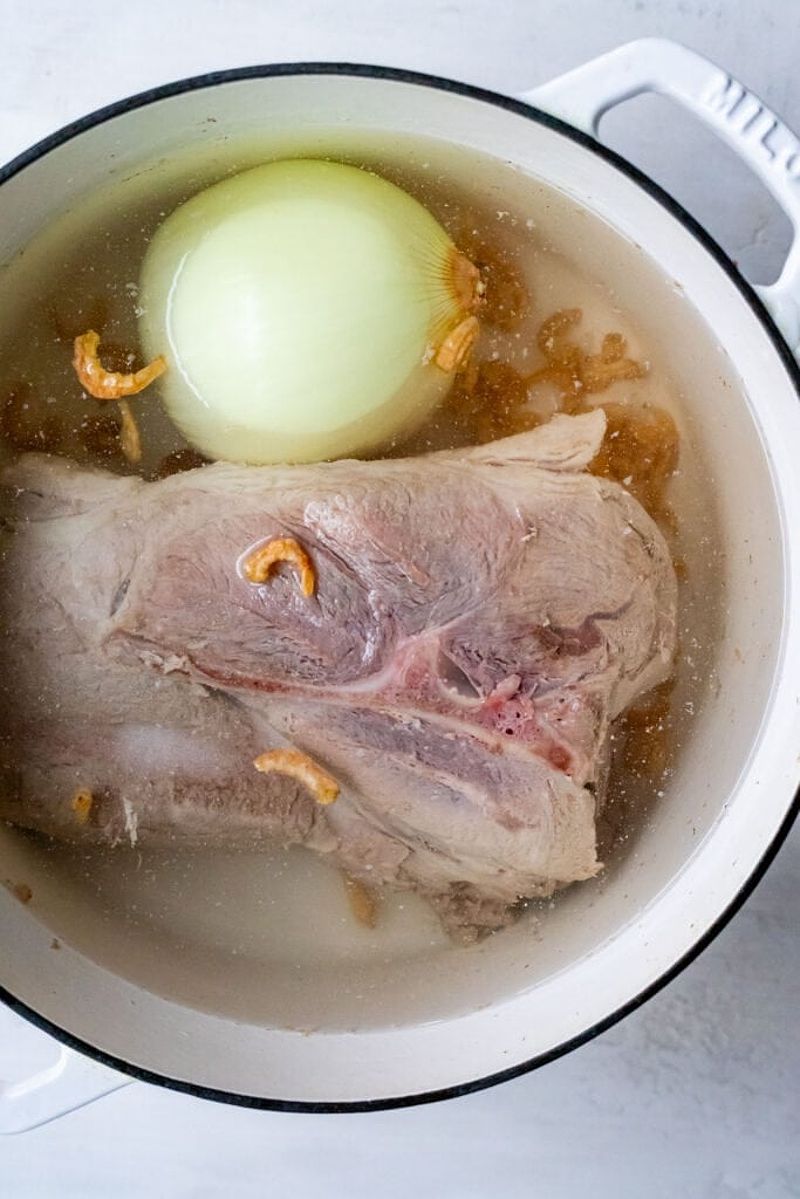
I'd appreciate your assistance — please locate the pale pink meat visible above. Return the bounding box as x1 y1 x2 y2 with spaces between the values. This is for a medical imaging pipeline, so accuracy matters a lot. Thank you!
0 411 676 935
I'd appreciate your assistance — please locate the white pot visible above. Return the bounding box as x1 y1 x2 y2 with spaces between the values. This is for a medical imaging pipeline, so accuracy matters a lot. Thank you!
2 38 800 1125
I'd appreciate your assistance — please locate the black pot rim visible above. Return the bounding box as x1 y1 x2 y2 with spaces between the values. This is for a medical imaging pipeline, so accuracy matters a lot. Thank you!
1 60 798 1117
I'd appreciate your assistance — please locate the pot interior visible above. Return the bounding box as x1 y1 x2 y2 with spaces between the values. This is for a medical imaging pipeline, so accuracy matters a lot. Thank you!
0 71 795 1102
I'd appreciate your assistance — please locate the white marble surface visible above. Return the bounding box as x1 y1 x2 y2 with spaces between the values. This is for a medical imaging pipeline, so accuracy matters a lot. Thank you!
0 1 798 1195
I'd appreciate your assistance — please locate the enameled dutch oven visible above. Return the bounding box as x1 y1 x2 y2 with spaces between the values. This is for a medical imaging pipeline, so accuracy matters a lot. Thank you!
1 38 799 1123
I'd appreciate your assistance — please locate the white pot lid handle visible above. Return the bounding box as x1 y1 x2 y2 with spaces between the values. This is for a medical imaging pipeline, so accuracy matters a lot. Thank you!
521 37 800 355
0 1046 130 1135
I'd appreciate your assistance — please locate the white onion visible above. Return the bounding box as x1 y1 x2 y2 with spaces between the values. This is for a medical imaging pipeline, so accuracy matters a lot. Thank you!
138 160 480 464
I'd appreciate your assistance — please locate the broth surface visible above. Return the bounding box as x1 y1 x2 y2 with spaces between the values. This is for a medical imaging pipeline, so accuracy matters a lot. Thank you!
0 133 726 1027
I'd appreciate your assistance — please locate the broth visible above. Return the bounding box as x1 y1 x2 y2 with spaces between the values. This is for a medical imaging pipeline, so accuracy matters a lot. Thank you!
0 133 726 1027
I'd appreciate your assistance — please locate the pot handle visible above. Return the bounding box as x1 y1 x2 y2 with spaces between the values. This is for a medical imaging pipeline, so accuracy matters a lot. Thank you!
521 37 800 352
0 1045 130 1134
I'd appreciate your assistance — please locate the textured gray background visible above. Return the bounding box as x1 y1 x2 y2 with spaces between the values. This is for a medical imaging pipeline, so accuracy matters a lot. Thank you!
0 1 798 1195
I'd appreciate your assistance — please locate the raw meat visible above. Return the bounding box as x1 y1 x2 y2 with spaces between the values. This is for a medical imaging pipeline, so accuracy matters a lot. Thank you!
0 410 677 935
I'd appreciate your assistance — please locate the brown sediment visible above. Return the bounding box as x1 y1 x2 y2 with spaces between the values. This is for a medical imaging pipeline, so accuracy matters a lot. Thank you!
447 308 646 448
50 297 109 342
4 880 32 904
444 360 537 445
456 233 530 332
0 383 63 453
588 401 679 532
526 309 646 412
618 680 675 781
154 448 209 479
79 412 123 460
343 874 380 928
446 309 678 537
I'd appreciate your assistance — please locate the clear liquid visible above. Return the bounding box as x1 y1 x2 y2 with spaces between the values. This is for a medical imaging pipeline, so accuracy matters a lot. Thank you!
0 133 727 1028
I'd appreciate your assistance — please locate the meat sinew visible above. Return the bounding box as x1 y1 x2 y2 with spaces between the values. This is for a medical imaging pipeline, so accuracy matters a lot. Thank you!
0 410 677 936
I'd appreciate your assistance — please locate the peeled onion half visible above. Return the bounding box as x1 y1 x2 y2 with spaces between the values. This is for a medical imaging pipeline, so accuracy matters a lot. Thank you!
138 159 481 464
